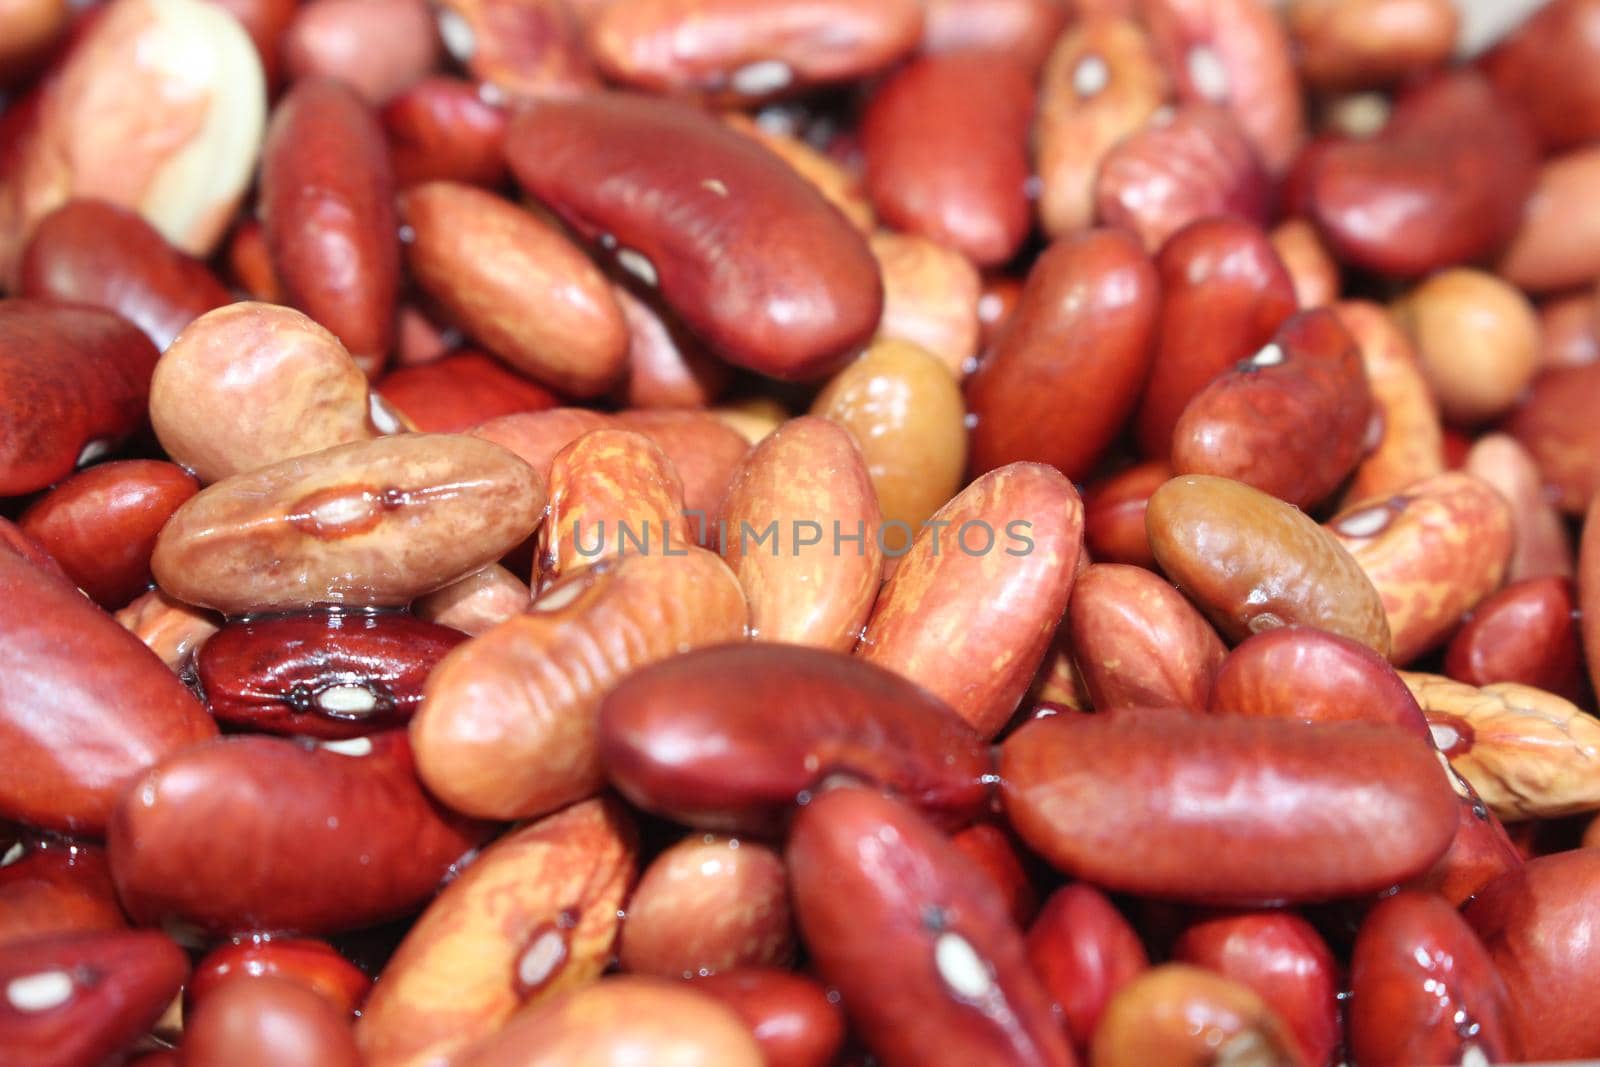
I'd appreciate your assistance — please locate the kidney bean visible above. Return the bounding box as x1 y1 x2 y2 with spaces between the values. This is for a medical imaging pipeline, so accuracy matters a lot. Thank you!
414 549 746 821
412 563 528 636
0 0 68 86
108 730 489 935
383 76 507 190
1209 626 1430 740
1094 104 1272 254
1300 71 1539 277
17 198 231 351
1446 578 1587 704
1329 473 1514 665
398 182 628 397
471 407 613 480
1139 0 1304 174
0 549 214 835
537 428 688 586
1410 773 1525 908
1290 0 1458 91
1268 219 1340 311
151 302 396 485
114 588 220 674
224 217 282 304
1539 292 1600 370
1088 963 1298 1067
151 433 544 615
433 0 598 102
282 0 437 105
0 516 63 577
717 417 881 651
1483 0 1600 151
0 300 159 496
977 274 1023 353
1146 474 1392 654
861 51 1033 268
612 283 729 410
689 968 845 1067
209 0 296 87
857 463 1083 738
184 974 361 1067
1134 217 1297 460
17 459 195 608
1027 641 1094 714
598 643 991 835
357 797 635 1067
1465 849 1600 1059
1171 912 1340 1067
870 231 981 376
788 787 1073 1067
1508 363 1600 514
811 338 967 556
1082 462 1168 569
1026 884 1148 1050
0 930 187 1067
1067 563 1226 713
1335 300 1444 507
1347 890 1517 1067
1406 672 1600 822
260 78 399 377
1002 712 1458 902
1172 307 1372 509
611 411 751 541
0 837 124 947
587 0 920 102
920 0 1068 72
952 823 1040 928
1035 17 1169 239
722 114 874 234
619 833 790 979
506 92 881 381
0 0 265 280
1498 147 1600 295
196 610 466 738
455 975 765 1067
189 939 371 1017
1393 268 1540 426
377 350 558 434
966 230 1159 481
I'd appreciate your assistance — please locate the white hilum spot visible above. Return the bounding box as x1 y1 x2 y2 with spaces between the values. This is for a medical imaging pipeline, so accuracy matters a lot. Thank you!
934 931 994 1000
6 972 73 1013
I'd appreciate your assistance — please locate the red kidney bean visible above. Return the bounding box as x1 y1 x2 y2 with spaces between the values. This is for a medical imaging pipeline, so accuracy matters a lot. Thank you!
1095 104 1272 254
612 410 752 537
383 75 508 190
1445 577 1588 705
17 459 198 608
505 92 881 381
1171 912 1340 1067
188 938 372 1017
376 351 559 433
0 929 187 1067
1465 848 1600 1060
1348 890 1518 1066
195 610 468 739
433 0 598 102
17 198 232 351
184 974 362 1067
951 823 1040 928
1413 794 1525 909
1025 884 1149 1050
1208 626 1431 740
1002 712 1459 903
861 51 1034 268
225 217 284 305
1298 71 1539 277
0 837 124 947
788 787 1074 1067
598 643 993 836
259 78 400 378
920 0 1069 72
1134 216 1297 459
1171 307 1372 509
965 230 1159 480
0 549 215 836
107 731 490 936
689 968 846 1067
0 299 160 497
1507 363 1600 514
1068 563 1227 713
1081 461 1169 568
281 0 438 105
0 516 64 578
613 282 731 410
587 0 922 101
1482 0 1600 151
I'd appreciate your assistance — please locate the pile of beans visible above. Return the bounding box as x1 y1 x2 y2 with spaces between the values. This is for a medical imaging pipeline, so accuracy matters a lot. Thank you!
3 0 1600 1064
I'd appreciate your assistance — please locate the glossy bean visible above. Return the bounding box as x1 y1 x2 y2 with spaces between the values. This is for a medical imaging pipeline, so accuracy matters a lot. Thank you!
376 351 558 434
188 939 371 1017
0 838 124 948
1463 434 1573 582
281 0 437 105
383 75 508 190
1026 884 1149 1050
1445 578 1587 704
184 974 361 1067
1088 964 1298 1067
1335 300 1444 507
688 968 845 1067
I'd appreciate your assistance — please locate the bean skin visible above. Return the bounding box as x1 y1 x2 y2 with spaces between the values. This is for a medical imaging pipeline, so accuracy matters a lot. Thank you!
183 975 362 1067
